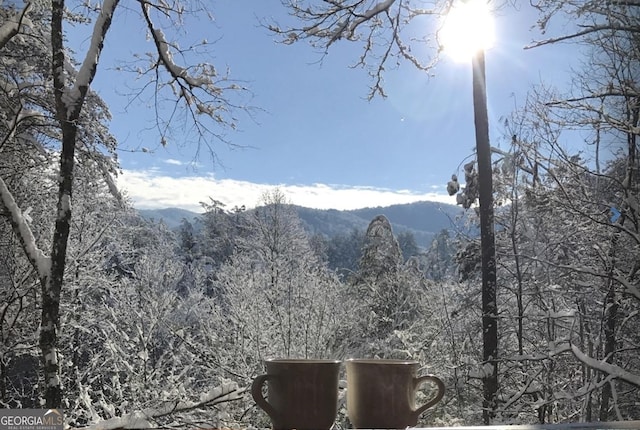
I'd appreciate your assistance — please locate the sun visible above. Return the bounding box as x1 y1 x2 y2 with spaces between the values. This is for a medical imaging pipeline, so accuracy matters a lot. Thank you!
440 0 495 62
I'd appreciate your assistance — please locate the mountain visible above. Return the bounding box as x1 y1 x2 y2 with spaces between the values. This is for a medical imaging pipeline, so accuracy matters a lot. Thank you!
294 201 466 248
138 200 468 248
137 208 200 229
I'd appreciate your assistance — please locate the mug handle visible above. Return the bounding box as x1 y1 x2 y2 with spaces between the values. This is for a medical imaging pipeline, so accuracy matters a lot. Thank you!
412 374 446 419
251 374 281 422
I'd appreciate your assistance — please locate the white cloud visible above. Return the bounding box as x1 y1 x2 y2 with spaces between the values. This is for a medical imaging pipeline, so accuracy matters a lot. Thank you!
164 159 184 165
115 169 457 213
162 158 203 168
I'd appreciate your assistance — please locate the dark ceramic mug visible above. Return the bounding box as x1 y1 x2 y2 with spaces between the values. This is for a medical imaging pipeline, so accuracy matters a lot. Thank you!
251 358 341 430
346 358 445 429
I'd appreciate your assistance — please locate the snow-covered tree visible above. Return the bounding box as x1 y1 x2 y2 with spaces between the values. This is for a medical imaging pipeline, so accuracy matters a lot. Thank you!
0 0 250 408
212 190 344 366
423 229 458 281
503 1 640 421
474 2 640 415
323 228 366 279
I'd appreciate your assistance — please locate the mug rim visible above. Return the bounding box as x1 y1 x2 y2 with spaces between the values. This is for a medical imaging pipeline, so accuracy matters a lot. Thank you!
265 358 342 364
345 358 419 365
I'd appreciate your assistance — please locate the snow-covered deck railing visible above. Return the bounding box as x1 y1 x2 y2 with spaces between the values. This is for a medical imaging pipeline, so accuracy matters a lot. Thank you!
77 382 245 430
418 421 640 430
72 420 640 429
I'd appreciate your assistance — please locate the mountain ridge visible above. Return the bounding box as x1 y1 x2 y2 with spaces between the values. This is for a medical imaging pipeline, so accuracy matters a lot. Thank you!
138 200 468 248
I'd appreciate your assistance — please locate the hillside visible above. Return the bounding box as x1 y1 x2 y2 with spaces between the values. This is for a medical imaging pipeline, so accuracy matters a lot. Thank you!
139 200 467 248
293 201 466 248
137 207 200 229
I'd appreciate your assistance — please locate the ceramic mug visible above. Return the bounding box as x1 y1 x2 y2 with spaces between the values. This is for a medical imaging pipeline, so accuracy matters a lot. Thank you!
251 358 341 430
346 358 445 429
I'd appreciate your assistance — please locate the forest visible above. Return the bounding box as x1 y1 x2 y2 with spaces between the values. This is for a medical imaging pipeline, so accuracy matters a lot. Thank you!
0 0 638 428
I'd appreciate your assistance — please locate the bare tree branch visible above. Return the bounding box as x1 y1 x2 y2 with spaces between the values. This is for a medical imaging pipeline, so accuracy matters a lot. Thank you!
269 0 443 99
525 23 640 49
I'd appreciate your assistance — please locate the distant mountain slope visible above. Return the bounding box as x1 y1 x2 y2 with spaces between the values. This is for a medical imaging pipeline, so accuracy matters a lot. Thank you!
138 200 467 248
293 207 371 237
294 201 464 248
138 208 200 229
350 201 462 232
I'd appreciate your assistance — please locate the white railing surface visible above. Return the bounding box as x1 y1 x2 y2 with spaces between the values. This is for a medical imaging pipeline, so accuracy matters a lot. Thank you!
417 421 640 430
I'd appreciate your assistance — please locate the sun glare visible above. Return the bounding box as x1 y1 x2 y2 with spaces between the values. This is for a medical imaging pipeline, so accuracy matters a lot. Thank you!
440 0 495 62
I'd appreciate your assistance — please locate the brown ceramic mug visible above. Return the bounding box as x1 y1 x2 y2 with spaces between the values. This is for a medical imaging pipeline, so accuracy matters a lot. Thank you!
251 358 341 430
346 358 445 429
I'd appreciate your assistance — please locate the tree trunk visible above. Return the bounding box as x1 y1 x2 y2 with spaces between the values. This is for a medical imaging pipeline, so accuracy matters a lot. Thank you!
598 283 618 421
42 0 118 408
38 0 69 409
40 116 78 407
472 49 498 424
598 94 637 421
578 299 593 422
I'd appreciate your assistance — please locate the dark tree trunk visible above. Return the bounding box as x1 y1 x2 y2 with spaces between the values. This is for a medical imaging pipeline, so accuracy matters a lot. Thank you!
39 0 68 408
41 0 118 408
598 284 617 421
598 94 637 421
472 49 499 425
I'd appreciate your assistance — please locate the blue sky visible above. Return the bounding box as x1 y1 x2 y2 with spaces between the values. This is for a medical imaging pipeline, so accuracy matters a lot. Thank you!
71 1 582 212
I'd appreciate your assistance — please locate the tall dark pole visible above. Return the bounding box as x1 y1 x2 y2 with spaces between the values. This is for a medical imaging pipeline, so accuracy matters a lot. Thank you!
471 48 498 424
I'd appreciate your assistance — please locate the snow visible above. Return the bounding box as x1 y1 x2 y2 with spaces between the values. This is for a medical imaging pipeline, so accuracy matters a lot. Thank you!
571 344 640 387
482 362 495 377
48 374 61 387
97 161 124 207
153 28 187 81
549 341 571 356
87 411 152 429
350 0 395 33
615 275 640 301
59 192 71 217
152 28 212 88
547 309 576 318
66 0 119 117
0 176 52 277
0 2 31 48
44 350 58 365
84 382 245 430
467 362 496 379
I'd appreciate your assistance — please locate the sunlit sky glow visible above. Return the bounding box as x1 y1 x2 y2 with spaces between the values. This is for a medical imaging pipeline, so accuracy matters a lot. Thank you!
440 0 495 62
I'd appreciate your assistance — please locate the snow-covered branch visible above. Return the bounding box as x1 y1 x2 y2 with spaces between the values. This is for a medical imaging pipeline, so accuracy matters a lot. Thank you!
613 274 640 302
0 1 32 49
63 0 120 119
348 0 395 36
80 382 246 430
524 254 640 302
131 0 252 147
0 176 51 279
499 368 544 412
93 154 125 208
0 106 44 149
140 2 211 90
570 344 640 388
